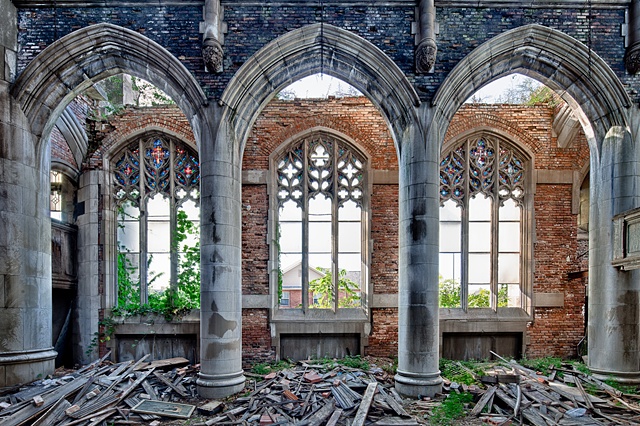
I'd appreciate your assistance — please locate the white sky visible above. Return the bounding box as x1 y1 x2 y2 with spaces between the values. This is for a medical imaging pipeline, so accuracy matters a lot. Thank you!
286 73 539 103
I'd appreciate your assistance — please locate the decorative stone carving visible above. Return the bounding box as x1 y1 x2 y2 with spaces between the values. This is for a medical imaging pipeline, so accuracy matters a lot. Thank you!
625 43 640 74
203 38 224 74
416 38 437 73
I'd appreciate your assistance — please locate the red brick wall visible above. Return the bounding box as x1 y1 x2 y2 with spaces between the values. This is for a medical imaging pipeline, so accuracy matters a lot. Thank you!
92 98 589 363
242 308 275 367
86 105 195 170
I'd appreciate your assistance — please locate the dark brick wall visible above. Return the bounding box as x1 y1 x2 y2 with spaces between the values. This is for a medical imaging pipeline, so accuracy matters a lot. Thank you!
15 4 634 103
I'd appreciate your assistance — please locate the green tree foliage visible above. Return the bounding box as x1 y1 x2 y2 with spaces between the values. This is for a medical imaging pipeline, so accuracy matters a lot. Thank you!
309 267 361 308
439 276 509 308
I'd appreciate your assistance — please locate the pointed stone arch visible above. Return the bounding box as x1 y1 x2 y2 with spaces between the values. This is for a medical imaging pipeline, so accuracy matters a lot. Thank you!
220 23 420 155
11 22 207 159
433 24 630 159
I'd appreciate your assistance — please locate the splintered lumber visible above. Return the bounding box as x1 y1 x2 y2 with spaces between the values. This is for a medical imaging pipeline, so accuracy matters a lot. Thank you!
30 397 71 426
300 400 335 426
352 382 378 426
145 357 190 371
0 376 88 426
495 387 548 426
371 418 421 426
378 386 410 417
471 386 498 416
325 408 343 426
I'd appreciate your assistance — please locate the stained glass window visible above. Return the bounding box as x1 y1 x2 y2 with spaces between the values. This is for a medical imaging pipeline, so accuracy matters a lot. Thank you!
439 135 527 310
113 135 200 308
50 170 63 221
274 134 366 312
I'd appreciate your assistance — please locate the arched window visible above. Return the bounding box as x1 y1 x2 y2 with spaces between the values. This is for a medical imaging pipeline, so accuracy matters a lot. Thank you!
112 134 200 309
439 134 531 311
273 133 368 313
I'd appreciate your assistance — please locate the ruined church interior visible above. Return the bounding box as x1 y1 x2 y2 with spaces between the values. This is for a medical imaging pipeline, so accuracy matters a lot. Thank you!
1 0 640 402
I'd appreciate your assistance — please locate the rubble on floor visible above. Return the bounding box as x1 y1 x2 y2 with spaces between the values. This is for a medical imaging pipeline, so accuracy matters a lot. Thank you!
1 352 640 425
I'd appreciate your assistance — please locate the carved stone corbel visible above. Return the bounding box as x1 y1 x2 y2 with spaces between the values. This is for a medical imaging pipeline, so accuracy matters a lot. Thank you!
625 0 640 74
201 0 226 73
415 0 437 73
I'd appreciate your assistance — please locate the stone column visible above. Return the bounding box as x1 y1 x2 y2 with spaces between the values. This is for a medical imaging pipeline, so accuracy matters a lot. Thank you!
74 170 103 365
588 127 640 383
196 104 246 398
394 107 443 398
0 0 56 386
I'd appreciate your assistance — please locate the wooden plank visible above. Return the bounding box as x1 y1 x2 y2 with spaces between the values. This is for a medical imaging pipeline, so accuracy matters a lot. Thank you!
471 386 497 416
301 401 335 426
0 377 88 426
145 357 190 371
378 386 410 417
325 408 343 426
352 382 378 426
153 371 188 397
495 388 547 426
30 397 71 426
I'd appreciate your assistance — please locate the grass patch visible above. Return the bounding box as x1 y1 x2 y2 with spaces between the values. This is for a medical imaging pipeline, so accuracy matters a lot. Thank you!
251 359 293 375
430 392 474 426
518 356 563 376
439 359 485 385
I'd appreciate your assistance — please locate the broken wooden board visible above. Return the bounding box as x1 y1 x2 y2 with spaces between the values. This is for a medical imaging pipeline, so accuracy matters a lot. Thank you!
131 400 196 419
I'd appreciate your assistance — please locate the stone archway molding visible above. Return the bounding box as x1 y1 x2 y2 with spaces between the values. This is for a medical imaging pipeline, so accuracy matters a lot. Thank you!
11 22 207 153
433 24 630 159
221 23 421 154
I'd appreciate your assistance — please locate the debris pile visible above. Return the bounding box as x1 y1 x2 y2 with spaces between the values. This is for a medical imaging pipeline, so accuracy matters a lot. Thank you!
0 353 420 426
408 351 640 426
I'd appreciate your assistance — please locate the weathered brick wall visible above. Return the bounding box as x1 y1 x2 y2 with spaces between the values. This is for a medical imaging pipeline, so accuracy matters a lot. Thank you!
15 4 634 103
242 308 274 367
50 126 76 168
367 308 399 358
90 96 589 362
244 97 397 171
86 105 195 170
528 184 587 358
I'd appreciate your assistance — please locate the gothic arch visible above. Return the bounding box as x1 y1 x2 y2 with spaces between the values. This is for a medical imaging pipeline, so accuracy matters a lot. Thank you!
433 24 631 160
11 23 207 162
221 23 421 155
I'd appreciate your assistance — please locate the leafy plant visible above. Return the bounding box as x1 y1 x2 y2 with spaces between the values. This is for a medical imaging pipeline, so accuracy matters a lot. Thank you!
439 276 509 308
519 356 563 375
309 267 361 308
440 359 484 385
430 392 474 426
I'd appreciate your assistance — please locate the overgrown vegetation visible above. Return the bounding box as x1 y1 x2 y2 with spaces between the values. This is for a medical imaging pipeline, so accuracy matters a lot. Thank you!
430 392 474 426
87 208 200 356
309 267 361 308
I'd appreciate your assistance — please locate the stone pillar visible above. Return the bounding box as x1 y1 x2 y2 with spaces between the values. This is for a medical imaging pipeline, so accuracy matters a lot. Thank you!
0 0 56 386
197 104 246 398
74 170 103 364
394 108 443 398
588 127 640 383
201 0 225 73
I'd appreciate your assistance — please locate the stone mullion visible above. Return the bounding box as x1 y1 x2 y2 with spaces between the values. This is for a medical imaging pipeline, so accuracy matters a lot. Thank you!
302 139 310 313
169 140 178 292
138 139 149 305
490 139 500 311
461 139 470 311
331 141 339 313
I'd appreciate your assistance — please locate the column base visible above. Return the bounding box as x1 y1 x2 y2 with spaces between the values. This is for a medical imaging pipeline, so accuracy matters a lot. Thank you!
0 347 57 387
395 369 443 398
197 370 246 399
590 367 640 385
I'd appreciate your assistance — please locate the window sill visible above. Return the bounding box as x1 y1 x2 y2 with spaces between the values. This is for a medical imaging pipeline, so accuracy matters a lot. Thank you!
440 307 531 333
271 308 369 323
